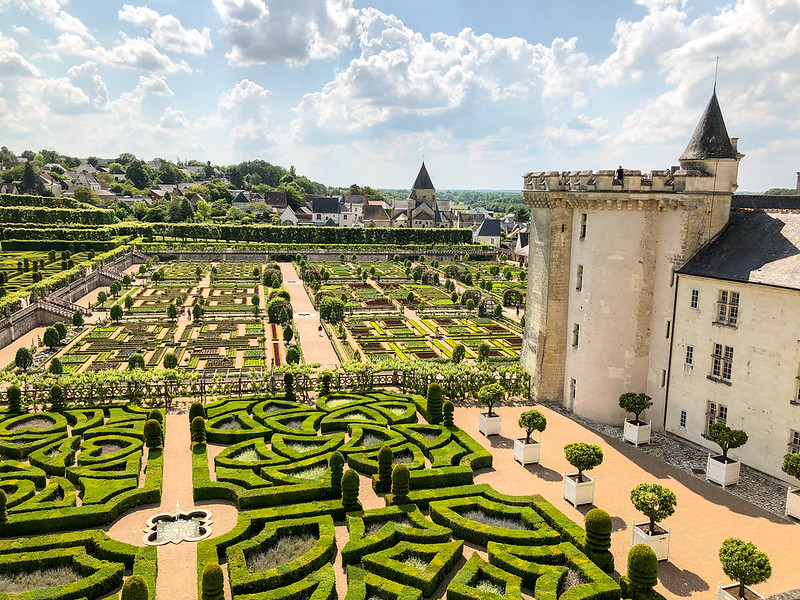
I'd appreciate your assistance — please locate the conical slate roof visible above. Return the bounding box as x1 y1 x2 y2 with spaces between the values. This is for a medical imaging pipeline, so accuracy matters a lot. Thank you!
680 91 737 161
412 162 434 190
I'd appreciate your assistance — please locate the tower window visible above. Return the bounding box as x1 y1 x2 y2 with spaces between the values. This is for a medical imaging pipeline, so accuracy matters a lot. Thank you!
579 213 587 240
576 265 584 291
572 323 580 348
715 290 739 326
685 345 694 366
690 289 699 309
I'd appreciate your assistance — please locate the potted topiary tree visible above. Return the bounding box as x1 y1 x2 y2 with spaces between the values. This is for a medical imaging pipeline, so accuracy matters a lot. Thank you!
563 442 603 506
707 423 748 487
718 538 771 600
514 409 546 465
619 392 653 446
782 453 800 519
630 483 676 561
477 383 504 436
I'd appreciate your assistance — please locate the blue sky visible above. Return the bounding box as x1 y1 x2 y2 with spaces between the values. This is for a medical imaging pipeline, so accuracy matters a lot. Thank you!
0 0 798 192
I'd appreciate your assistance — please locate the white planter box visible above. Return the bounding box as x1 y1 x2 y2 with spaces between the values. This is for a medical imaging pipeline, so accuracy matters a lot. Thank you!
718 583 764 600
785 488 800 519
478 412 502 436
632 522 670 561
623 420 651 447
706 454 740 487
563 473 594 506
513 437 540 465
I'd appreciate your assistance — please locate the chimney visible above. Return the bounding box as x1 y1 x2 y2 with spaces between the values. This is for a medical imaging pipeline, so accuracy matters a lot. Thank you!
730 137 738 151
796 172 800 195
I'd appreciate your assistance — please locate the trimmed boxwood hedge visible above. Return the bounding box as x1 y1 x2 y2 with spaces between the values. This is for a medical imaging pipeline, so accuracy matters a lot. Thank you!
225 515 336 595
362 539 464 597
487 541 621 600
0 530 157 600
235 563 336 600
345 566 423 600
429 496 562 547
341 505 452 565
347 442 426 476
446 554 522 600
270 432 345 461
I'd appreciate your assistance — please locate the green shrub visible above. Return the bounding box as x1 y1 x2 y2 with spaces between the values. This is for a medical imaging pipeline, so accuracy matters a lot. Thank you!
202 563 225 600
189 401 206 422
284 372 296 402
618 392 653 424
286 346 300 364
49 357 64 374
517 410 546 443
709 422 748 461
477 383 504 417
128 352 145 370
564 442 603 482
452 343 465 364
329 451 345 499
191 416 207 444
342 469 360 511
584 508 614 573
7 384 22 414
53 321 68 340
148 409 163 423
121 574 149 600
719 537 772 599
43 326 60 348
0 489 6 525
49 384 66 412
626 544 658 592
163 352 178 369
443 401 454 426
319 373 331 395
374 445 393 493
391 464 410 503
144 419 163 449
427 383 443 424
783 452 800 484
630 483 676 535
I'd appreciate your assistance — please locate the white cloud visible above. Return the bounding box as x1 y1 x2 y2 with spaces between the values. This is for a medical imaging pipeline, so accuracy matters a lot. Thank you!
293 8 592 138
544 115 610 148
213 0 358 66
45 34 191 73
9 0 96 41
136 75 174 97
12 25 30 35
118 4 213 55
39 61 108 114
0 31 40 77
197 79 274 151
158 107 189 130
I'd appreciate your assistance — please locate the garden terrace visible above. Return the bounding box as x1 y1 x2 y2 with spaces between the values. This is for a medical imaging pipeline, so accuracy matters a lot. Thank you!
42 319 269 372
205 283 259 315
154 261 209 281
0 249 91 294
0 405 163 536
119 284 192 314
212 262 265 281
193 391 625 600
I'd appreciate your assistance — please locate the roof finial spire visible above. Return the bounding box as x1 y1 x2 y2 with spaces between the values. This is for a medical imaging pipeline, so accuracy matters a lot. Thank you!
713 56 719 93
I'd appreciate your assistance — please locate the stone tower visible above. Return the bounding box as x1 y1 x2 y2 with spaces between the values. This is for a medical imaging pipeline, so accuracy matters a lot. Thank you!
520 91 743 426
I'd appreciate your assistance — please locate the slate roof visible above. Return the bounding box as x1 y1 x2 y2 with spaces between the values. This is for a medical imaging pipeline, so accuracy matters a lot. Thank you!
732 194 800 211
412 162 434 190
476 218 501 238
678 210 800 290
312 196 340 214
679 91 737 161
363 203 390 222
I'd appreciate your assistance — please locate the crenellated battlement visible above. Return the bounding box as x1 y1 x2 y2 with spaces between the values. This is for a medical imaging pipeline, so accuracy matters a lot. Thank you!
523 166 733 195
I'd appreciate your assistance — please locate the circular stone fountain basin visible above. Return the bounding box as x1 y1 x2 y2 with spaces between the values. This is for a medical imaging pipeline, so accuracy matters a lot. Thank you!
142 510 213 546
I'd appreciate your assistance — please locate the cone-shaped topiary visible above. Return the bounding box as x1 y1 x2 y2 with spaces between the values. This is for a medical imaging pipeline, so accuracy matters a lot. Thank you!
584 508 614 573
284 372 296 402
341 469 360 511
443 401 454 427
191 416 206 444
6 384 22 414
626 544 658 592
189 401 205 422
48 384 65 413
372 445 393 493
329 451 345 498
427 382 443 424
148 409 163 423
391 464 410 501
320 373 331 395
120 574 149 600
0 489 7 525
201 563 225 600
144 419 163 449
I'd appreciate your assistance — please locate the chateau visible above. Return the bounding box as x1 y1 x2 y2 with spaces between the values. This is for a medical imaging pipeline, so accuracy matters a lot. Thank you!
520 91 800 483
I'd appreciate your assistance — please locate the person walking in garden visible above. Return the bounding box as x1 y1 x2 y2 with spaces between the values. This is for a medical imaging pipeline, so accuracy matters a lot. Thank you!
318 324 323 336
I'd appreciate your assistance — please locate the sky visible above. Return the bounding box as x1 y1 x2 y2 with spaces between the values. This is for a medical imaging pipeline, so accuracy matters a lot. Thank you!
0 0 798 192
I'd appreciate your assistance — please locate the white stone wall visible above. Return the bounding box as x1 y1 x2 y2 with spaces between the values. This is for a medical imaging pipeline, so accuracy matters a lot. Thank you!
565 209 680 426
666 274 800 484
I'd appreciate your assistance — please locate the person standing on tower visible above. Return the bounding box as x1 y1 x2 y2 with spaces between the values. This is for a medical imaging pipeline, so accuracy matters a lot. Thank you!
615 165 624 184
